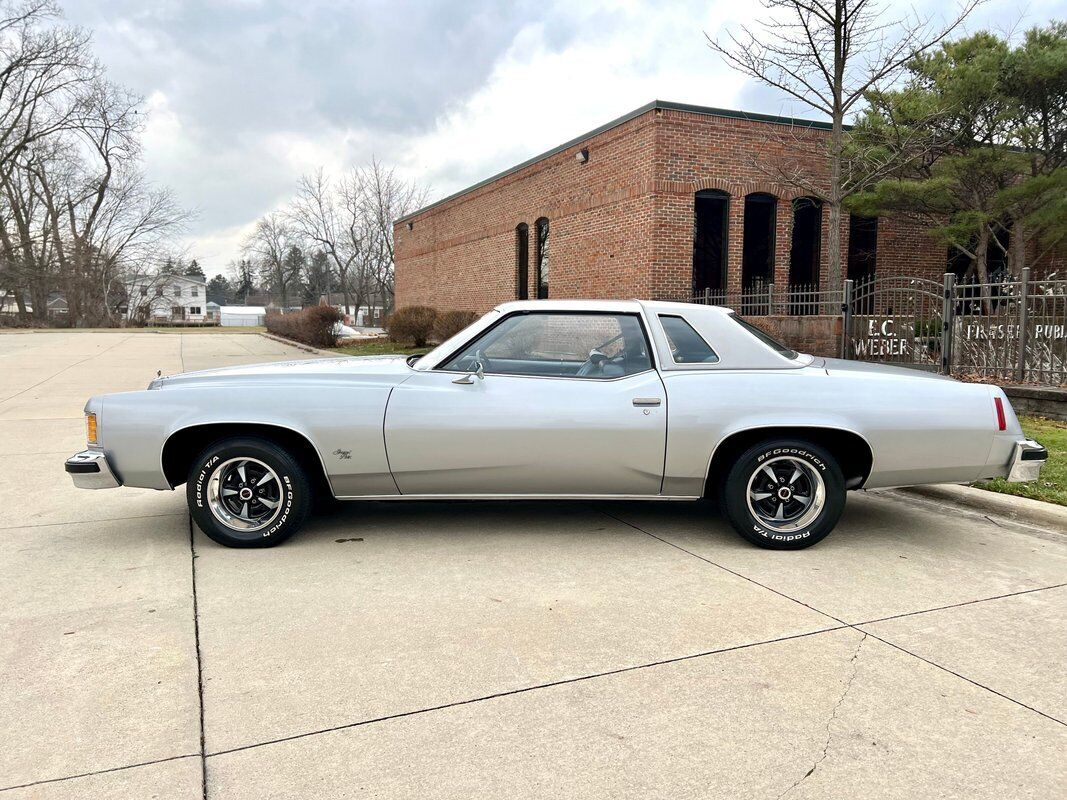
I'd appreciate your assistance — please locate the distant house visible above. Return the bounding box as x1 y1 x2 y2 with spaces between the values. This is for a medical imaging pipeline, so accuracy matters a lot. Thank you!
205 301 221 322
46 293 68 318
0 292 30 315
319 293 386 327
219 306 267 326
126 273 208 323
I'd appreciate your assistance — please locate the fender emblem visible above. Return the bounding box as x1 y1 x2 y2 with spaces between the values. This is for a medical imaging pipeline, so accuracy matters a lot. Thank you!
333 449 352 461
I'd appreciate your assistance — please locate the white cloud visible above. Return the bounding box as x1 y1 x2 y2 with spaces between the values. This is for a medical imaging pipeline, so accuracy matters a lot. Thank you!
60 0 1066 275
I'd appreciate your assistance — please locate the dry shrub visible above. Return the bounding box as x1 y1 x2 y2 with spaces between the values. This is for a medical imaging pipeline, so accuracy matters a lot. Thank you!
386 305 437 346
266 304 343 349
433 309 478 342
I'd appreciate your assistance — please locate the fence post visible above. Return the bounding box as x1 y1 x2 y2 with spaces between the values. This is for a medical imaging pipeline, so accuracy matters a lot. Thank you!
841 279 854 359
768 282 776 316
941 272 956 376
1017 267 1030 383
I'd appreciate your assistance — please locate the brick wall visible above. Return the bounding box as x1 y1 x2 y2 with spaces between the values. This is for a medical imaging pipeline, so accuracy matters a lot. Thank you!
746 315 843 358
394 103 1033 314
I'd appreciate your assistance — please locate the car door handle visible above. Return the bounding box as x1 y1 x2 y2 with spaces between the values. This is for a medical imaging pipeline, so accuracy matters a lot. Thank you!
632 397 661 407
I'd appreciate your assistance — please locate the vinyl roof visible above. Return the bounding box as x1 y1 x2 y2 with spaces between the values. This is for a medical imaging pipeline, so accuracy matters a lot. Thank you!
397 100 835 223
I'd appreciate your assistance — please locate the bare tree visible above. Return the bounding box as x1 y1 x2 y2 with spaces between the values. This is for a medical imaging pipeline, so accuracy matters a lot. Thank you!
709 0 978 285
279 159 426 316
0 1 95 171
22 79 184 325
286 168 365 313
347 158 427 311
243 212 302 307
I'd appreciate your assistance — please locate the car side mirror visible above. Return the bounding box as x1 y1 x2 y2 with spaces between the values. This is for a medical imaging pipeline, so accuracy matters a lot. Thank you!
452 360 484 385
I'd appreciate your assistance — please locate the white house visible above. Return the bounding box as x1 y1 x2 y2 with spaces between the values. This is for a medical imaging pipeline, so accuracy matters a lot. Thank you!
219 306 267 326
319 293 386 327
126 273 208 323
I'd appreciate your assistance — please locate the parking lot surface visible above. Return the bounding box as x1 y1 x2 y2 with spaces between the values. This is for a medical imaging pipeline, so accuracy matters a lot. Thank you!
2 330 1065 799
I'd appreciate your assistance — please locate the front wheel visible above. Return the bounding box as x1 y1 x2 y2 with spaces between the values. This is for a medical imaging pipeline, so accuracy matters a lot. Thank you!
721 439 845 550
187 437 311 548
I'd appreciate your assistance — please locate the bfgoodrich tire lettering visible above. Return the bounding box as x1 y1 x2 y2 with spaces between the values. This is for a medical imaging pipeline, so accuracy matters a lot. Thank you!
187 437 311 548
721 439 845 550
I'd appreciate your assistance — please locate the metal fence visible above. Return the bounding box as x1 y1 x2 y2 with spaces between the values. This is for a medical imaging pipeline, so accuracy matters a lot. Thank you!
679 280 845 316
664 269 1066 386
948 271 1066 385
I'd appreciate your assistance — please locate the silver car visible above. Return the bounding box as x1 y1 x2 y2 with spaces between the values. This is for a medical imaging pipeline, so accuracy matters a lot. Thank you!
65 300 1047 549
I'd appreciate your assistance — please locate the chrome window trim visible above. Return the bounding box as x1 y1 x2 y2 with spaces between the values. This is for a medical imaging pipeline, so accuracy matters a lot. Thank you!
657 313 720 365
431 309 659 382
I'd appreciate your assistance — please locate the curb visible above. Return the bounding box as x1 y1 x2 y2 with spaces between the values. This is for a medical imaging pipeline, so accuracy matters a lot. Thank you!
258 332 342 357
897 484 1067 533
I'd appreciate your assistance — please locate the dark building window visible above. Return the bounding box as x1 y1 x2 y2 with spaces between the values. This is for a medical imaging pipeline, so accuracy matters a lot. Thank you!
692 190 728 299
535 217 549 299
847 214 878 288
789 198 822 286
988 226 1010 283
515 223 529 300
741 193 777 290
788 198 823 314
947 227 1010 285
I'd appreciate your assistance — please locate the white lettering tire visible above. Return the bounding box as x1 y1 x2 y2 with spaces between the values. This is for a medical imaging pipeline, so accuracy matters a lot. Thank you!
187 437 311 548
721 439 846 550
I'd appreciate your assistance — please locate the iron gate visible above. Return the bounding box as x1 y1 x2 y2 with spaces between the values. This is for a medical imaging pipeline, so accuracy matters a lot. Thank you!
843 276 949 372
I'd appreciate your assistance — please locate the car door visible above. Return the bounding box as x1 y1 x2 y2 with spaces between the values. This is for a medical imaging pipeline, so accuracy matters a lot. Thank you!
384 311 667 496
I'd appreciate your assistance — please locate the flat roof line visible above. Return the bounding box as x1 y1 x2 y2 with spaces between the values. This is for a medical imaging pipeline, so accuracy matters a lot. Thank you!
396 100 834 223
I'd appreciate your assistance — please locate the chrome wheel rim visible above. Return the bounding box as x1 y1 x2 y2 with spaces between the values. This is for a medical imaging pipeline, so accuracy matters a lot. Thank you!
206 457 283 532
745 456 825 533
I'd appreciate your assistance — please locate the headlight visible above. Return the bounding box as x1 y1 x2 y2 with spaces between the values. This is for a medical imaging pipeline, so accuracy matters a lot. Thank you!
86 412 98 445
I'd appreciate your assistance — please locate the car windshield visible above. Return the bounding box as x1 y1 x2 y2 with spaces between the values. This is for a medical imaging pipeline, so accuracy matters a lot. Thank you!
729 314 798 359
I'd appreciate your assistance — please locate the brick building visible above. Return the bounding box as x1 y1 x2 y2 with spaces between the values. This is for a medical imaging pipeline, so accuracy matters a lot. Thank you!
393 100 972 315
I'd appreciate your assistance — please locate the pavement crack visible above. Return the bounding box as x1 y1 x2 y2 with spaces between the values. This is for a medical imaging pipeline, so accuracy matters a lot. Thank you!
188 514 208 800
777 633 867 800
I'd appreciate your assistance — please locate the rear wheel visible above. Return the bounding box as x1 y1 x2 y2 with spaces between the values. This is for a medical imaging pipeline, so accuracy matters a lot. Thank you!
721 439 845 550
187 437 311 548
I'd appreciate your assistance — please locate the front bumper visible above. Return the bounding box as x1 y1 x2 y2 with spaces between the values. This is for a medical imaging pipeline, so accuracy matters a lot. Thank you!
65 450 121 489
1006 439 1048 483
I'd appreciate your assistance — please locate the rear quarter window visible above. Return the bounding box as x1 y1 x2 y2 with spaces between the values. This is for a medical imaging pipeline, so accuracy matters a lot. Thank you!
659 315 719 364
729 314 798 359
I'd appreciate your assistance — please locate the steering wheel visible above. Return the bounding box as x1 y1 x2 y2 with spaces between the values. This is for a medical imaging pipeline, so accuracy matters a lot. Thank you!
576 348 608 377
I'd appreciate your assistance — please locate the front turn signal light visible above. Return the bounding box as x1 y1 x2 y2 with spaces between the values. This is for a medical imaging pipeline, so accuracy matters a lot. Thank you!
86 412 98 445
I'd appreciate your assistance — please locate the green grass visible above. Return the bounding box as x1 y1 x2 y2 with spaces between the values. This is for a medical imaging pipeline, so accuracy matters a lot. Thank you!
334 339 431 357
975 415 1067 506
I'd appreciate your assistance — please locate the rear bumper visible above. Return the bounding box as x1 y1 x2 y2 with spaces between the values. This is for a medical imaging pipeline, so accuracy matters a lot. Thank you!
1006 439 1048 483
65 450 121 489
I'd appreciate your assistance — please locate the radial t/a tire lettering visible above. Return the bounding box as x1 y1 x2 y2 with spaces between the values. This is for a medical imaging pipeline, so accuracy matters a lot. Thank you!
187 436 311 548
721 439 846 550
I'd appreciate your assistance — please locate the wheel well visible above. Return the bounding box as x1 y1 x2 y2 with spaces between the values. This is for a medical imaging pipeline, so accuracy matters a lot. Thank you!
161 423 333 497
704 426 873 497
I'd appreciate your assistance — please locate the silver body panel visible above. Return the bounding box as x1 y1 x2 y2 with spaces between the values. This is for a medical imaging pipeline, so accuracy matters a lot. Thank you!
384 369 667 496
68 300 1042 498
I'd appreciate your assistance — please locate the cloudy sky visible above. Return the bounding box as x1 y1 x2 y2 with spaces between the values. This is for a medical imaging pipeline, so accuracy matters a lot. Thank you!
63 0 1064 275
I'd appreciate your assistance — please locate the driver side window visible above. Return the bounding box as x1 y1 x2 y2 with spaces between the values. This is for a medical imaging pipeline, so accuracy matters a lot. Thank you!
441 312 652 379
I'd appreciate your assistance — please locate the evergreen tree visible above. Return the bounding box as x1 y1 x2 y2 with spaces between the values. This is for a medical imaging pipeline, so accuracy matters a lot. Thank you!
851 24 1067 295
184 259 205 279
206 274 232 305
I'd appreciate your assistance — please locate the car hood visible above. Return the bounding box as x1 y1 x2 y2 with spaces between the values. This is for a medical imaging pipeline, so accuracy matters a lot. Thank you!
816 357 955 381
150 355 413 389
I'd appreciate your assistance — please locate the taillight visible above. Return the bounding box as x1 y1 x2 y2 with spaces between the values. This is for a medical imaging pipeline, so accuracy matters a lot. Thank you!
994 397 1006 431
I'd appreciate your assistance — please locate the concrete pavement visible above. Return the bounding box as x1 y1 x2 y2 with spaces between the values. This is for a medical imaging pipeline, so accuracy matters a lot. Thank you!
1 330 1064 799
